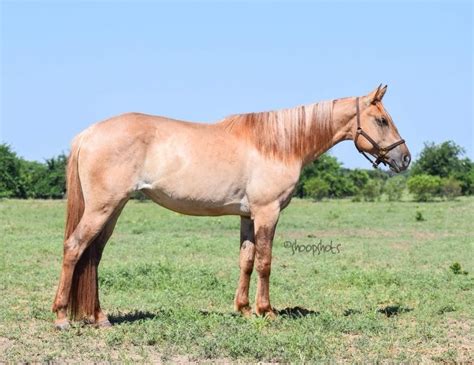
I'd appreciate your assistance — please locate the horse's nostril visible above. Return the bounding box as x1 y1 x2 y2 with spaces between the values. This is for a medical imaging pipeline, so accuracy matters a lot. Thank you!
403 154 411 165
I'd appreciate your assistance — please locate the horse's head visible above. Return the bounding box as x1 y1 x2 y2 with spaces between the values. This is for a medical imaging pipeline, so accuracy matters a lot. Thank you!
354 85 411 172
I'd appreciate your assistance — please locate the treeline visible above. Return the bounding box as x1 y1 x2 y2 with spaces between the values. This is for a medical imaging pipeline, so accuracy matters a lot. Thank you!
0 141 472 202
297 141 473 202
0 144 67 199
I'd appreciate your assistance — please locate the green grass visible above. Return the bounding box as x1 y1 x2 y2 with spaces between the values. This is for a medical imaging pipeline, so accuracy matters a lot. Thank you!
0 198 473 362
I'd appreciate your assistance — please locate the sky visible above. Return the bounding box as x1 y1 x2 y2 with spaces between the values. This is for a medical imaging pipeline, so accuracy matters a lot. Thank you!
1 1 472 168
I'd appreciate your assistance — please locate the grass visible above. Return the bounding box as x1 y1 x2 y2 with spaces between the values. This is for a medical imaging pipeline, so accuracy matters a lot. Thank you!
0 197 473 362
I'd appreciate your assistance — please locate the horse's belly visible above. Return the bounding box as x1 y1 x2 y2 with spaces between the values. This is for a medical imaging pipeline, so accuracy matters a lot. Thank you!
141 187 250 216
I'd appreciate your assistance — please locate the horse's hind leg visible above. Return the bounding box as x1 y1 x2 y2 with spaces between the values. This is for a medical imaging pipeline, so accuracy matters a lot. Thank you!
234 217 255 317
52 199 127 329
89 206 125 327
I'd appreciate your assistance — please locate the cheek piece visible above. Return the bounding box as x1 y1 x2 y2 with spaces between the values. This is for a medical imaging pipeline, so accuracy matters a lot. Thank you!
353 97 406 168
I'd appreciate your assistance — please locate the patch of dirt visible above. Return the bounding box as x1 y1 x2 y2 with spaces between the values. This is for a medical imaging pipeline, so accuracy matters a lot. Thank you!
338 333 368 362
412 317 474 363
445 318 474 362
0 337 14 359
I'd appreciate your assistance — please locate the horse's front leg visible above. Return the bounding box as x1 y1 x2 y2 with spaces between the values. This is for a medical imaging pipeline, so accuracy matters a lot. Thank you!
253 205 280 318
234 217 255 317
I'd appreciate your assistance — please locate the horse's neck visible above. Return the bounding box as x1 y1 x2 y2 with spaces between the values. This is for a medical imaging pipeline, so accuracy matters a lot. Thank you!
300 97 356 165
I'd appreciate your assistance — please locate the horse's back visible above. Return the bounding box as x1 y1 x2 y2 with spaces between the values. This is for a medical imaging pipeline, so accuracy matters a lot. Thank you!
75 112 252 215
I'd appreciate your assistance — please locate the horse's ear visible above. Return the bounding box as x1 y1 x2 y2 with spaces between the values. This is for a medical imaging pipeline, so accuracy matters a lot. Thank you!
377 84 388 101
366 84 387 105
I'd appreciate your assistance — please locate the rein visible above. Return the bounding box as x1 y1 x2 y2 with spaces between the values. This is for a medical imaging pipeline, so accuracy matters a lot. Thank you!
354 97 406 168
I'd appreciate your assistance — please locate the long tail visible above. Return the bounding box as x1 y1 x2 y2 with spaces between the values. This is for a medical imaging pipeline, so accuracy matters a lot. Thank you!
65 138 103 320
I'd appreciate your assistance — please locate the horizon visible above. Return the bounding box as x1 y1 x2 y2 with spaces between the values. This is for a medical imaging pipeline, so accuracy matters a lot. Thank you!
1 1 472 168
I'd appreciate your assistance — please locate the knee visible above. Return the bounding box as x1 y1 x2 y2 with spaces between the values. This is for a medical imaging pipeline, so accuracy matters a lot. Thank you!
240 260 254 275
256 260 271 276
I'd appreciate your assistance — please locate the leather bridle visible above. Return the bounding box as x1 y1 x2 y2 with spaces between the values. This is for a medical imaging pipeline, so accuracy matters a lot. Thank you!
354 97 406 168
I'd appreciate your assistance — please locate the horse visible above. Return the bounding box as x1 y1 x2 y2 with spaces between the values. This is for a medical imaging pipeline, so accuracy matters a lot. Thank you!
52 84 410 329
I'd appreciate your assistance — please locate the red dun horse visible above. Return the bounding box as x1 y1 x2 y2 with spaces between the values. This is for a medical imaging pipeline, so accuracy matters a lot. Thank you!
52 85 410 329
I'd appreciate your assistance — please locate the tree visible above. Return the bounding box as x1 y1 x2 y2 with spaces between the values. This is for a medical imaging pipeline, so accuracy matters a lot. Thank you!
384 175 406 201
0 144 26 198
411 141 464 177
295 154 355 199
30 154 67 199
0 144 67 199
360 179 383 202
440 177 462 200
303 177 330 201
411 141 473 195
346 169 370 192
407 174 441 202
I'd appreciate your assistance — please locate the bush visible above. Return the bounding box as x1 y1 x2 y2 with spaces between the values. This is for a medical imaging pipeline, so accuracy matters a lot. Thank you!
0 144 67 199
384 176 406 201
347 169 370 191
440 178 462 200
0 144 25 198
360 179 382 202
455 168 473 195
415 211 425 221
411 141 465 178
303 177 330 201
449 262 468 275
411 141 473 195
407 174 441 202
296 154 356 199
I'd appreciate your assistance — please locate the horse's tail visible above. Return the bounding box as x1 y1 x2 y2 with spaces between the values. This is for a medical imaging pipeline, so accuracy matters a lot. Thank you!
64 137 85 241
64 136 101 320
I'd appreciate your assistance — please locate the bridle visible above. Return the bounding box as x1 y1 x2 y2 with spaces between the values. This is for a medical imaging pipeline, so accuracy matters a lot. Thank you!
354 97 406 168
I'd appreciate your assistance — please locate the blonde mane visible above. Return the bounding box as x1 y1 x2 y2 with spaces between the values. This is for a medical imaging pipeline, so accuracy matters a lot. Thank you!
220 100 334 161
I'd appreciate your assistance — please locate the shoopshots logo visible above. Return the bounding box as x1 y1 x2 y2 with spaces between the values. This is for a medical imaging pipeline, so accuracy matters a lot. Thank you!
283 239 341 256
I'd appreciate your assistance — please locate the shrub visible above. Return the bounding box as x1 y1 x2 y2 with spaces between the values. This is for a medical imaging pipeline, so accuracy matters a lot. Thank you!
440 178 462 200
407 174 441 202
415 211 425 221
458 168 474 195
347 169 370 191
351 195 362 202
411 141 465 178
411 141 473 195
303 177 330 201
0 144 25 198
384 175 406 201
449 262 468 275
360 179 382 202
296 154 356 199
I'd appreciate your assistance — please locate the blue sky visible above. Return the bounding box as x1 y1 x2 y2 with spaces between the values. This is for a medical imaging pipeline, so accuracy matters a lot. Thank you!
1 1 472 168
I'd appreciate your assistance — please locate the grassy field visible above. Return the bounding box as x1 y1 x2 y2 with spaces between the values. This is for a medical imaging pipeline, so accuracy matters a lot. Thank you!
0 197 473 362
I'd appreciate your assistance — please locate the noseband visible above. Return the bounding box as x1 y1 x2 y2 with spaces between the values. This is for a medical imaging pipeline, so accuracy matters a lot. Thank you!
354 97 406 168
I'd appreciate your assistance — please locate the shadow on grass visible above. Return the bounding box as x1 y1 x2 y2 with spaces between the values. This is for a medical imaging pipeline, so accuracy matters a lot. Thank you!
343 308 362 316
109 310 158 324
200 306 319 319
198 310 240 317
276 306 319 318
108 305 411 324
109 306 320 324
377 305 413 317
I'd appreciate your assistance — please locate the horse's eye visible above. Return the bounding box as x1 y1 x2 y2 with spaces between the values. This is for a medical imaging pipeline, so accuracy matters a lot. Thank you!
376 117 388 127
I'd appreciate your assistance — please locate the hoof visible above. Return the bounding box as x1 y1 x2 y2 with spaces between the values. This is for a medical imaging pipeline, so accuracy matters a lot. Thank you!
54 319 70 331
256 307 277 320
95 319 112 328
236 305 253 318
264 310 277 320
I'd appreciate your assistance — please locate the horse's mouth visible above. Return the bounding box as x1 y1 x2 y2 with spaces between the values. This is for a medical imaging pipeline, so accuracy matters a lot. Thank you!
386 158 402 173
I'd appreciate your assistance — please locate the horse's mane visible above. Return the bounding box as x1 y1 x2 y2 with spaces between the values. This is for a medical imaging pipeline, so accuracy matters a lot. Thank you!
220 100 334 162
